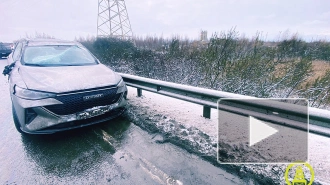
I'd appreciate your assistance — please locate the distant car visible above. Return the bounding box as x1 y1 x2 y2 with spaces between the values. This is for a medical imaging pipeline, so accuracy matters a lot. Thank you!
4 38 127 134
0 42 12 58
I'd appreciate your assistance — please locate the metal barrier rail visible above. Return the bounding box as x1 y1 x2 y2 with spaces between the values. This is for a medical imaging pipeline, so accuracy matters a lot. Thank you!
119 73 330 137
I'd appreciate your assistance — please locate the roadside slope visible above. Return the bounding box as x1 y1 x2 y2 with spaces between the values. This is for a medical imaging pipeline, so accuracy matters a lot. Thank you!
125 86 329 185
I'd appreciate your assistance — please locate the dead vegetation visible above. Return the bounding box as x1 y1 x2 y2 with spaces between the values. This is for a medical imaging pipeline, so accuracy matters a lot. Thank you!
79 30 330 109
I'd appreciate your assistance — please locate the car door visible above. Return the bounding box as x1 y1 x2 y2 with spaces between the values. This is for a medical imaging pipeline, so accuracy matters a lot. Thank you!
7 42 24 96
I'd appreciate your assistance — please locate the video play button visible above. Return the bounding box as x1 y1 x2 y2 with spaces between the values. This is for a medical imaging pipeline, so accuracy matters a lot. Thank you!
217 98 308 164
249 116 278 147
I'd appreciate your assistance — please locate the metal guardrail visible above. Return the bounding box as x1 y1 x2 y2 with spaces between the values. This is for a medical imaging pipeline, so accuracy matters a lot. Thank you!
119 73 330 137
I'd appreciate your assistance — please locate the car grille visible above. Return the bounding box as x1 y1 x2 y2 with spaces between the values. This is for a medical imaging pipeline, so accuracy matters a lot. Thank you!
44 88 122 115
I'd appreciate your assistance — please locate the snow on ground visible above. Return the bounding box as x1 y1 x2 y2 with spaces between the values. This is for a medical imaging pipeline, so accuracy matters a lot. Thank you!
127 87 219 138
126 86 330 185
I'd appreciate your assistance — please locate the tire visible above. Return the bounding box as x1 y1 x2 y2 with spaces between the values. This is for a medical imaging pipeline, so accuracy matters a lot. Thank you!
12 104 25 134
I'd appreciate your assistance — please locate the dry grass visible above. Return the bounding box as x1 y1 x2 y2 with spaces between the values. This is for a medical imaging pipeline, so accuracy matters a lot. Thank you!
309 60 330 82
273 60 330 88
297 60 330 88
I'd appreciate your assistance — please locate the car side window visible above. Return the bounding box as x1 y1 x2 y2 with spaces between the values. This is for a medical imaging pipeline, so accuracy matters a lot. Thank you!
12 43 23 61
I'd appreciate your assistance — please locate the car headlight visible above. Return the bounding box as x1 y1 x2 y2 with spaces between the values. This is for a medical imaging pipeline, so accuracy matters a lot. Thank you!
116 79 126 93
14 85 56 100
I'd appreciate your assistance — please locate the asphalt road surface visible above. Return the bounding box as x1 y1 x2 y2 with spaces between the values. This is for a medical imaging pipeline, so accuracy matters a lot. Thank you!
0 59 245 184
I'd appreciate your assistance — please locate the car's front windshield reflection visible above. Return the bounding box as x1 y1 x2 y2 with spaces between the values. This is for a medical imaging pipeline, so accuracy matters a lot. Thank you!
23 45 97 66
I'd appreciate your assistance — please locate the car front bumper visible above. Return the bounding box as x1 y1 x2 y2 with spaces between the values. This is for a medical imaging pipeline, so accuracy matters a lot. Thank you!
12 87 127 134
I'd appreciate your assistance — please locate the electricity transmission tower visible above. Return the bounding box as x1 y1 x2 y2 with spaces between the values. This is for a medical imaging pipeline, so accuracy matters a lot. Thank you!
97 0 133 39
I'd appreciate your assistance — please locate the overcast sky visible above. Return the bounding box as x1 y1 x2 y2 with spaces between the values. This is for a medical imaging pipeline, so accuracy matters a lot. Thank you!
0 0 329 42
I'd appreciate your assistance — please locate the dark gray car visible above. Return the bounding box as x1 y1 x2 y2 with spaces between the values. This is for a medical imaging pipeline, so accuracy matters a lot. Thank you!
4 38 127 134
0 42 12 58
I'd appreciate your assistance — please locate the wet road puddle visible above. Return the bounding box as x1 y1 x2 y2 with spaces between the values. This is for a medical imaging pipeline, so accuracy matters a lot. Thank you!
1 116 244 184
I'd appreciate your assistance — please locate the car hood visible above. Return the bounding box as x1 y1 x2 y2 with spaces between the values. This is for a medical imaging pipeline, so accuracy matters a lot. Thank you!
19 64 121 93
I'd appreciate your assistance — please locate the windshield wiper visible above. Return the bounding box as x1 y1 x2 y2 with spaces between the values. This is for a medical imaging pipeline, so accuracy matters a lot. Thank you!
60 63 96 66
24 63 48 67
24 63 96 67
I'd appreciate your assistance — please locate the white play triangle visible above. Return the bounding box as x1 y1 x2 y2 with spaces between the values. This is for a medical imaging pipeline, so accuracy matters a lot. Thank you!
249 116 278 147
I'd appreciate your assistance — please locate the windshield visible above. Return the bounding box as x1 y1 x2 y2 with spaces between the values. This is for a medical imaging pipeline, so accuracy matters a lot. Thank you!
22 45 98 66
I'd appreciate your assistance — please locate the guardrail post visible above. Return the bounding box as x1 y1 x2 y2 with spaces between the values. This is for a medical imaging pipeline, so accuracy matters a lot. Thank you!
203 106 211 119
137 88 142 97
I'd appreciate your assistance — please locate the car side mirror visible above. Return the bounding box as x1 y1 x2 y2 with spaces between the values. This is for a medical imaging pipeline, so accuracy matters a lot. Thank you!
2 63 15 76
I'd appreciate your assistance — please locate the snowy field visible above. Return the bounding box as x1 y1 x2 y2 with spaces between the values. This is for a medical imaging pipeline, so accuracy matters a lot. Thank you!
126 86 330 184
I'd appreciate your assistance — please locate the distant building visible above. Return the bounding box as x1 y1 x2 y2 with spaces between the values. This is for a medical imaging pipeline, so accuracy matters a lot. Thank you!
200 30 208 41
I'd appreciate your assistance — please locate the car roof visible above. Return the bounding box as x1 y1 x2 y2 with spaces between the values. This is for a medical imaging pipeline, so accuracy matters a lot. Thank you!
25 38 80 46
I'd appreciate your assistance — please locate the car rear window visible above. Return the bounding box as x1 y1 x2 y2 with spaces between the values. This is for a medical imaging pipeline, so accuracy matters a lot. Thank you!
23 45 97 66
